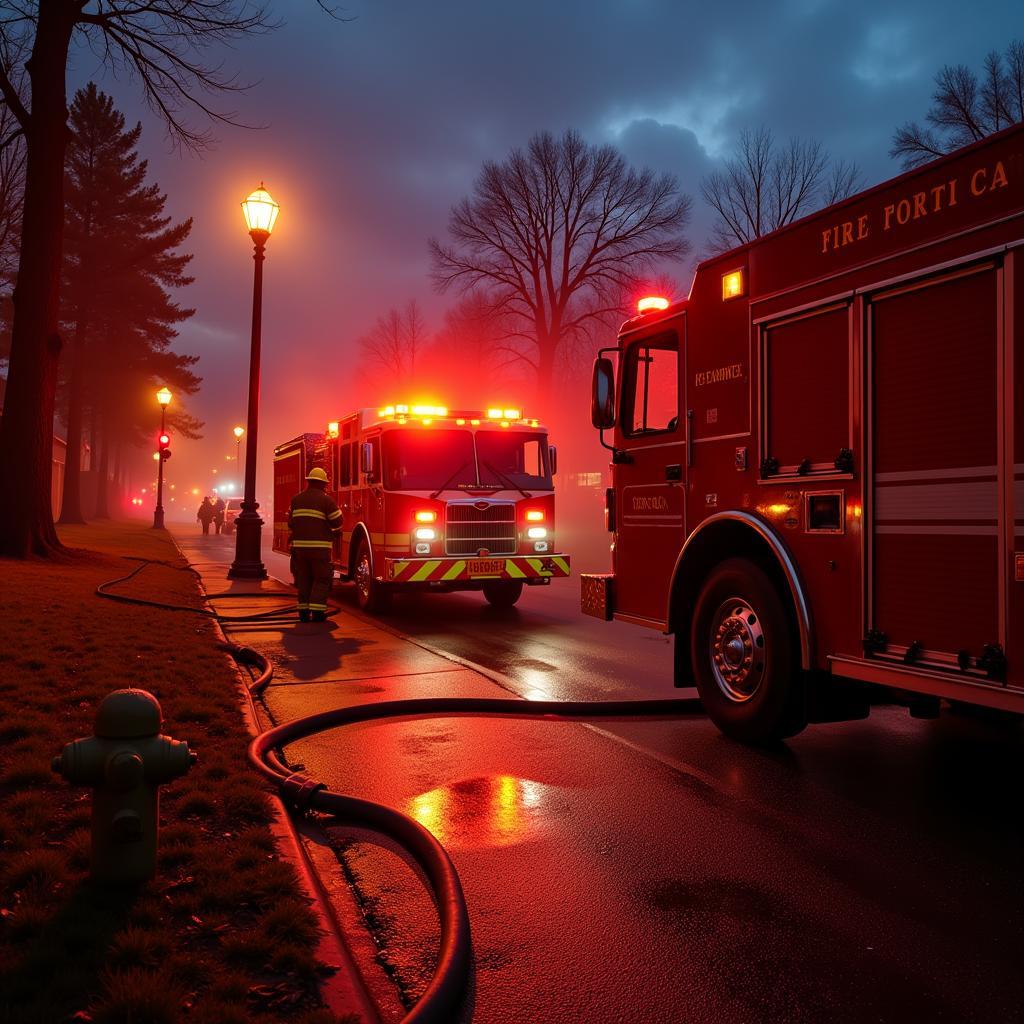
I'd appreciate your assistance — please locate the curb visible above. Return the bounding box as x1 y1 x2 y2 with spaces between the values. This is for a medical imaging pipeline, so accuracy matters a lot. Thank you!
170 538 381 1024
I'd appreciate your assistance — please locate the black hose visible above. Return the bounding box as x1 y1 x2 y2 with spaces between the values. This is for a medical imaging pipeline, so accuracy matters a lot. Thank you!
98 557 704 1023
95 557 340 622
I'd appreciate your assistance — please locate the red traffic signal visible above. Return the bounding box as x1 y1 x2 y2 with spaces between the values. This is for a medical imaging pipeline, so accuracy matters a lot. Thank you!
158 431 171 460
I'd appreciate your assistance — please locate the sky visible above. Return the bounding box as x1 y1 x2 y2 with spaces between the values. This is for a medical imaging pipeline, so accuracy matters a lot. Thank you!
67 0 1021 509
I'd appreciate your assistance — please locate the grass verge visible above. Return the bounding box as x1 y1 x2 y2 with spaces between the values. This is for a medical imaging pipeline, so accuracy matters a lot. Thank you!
0 520 357 1024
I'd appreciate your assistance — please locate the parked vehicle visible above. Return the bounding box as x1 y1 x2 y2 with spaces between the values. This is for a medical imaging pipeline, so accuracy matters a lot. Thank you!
583 123 1024 741
222 497 243 534
274 404 570 611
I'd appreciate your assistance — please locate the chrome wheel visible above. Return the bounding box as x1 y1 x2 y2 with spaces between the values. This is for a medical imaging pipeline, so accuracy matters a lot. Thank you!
709 597 766 703
355 551 372 605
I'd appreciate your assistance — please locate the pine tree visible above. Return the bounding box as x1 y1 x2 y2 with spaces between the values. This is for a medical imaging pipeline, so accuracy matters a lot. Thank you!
59 84 198 522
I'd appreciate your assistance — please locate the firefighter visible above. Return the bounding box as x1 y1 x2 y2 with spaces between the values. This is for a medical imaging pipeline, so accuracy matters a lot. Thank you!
288 466 342 622
197 497 215 535
212 495 226 535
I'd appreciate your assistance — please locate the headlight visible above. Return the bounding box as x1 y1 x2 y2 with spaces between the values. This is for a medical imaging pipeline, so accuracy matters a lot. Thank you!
527 527 547 539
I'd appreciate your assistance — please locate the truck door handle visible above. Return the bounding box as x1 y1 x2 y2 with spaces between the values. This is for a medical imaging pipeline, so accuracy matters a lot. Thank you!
665 464 682 482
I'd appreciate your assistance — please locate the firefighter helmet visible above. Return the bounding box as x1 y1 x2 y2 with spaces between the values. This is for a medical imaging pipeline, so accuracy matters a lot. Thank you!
306 467 329 483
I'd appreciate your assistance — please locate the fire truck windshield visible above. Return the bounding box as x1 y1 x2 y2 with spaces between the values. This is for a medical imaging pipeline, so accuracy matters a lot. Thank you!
380 427 552 492
382 430 476 490
476 430 551 490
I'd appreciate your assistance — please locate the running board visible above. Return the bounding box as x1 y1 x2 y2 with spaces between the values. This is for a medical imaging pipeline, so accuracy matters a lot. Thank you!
828 655 1023 713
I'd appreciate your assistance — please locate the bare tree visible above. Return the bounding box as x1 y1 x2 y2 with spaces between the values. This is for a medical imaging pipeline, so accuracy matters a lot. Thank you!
430 129 691 406
701 127 861 253
891 40 1024 169
358 299 427 386
0 2 284 557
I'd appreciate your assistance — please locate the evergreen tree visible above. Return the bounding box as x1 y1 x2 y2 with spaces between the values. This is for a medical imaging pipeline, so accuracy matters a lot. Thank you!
59 84 198 522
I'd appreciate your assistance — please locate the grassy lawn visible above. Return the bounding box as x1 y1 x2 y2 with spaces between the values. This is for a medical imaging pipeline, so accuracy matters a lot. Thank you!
0 521 355 1024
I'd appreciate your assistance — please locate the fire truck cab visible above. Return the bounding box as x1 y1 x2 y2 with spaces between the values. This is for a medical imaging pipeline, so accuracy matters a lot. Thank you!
583 124 1024 741
274 405 570 611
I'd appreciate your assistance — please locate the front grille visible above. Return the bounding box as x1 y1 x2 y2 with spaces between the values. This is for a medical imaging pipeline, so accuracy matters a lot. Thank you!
445 502 516 556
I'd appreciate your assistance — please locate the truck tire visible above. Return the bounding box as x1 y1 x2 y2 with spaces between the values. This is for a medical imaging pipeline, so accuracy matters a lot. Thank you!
353 539 390 614
690 557 806 743
482 580 523 608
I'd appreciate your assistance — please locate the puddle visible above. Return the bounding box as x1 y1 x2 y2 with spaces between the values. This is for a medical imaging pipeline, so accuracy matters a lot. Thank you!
407 774 551 849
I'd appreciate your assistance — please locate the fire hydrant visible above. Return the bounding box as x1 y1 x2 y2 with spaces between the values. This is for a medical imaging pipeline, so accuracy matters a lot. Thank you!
52 689 197 885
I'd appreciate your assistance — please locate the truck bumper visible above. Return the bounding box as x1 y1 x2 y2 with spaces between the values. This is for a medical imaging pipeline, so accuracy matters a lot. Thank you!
386 553 570 584
581 572 616 620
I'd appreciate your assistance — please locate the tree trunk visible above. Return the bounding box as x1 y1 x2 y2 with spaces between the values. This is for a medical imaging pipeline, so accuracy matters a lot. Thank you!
0 7 76 557
94 423 109 519
536 334 558 421
57 322 86 523
112 439 122 514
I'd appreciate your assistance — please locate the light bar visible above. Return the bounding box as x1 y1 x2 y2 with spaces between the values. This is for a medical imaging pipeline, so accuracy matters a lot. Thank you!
637 295 670 314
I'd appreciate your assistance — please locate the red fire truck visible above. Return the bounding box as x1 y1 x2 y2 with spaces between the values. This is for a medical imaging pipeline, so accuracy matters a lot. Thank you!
583 123 1024 741
274 405 570 611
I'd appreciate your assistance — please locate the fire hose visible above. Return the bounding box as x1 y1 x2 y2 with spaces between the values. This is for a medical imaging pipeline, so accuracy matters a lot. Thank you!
98 558 702 1023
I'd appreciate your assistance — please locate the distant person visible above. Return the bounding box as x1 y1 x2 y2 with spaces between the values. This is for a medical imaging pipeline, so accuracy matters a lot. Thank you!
288 467 342 622
212 495 226 535
197 497 214 535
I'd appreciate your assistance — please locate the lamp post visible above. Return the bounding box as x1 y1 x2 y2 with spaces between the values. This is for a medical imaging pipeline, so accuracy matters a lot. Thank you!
229 184 279 580
153 387 172 528
233 425 244 470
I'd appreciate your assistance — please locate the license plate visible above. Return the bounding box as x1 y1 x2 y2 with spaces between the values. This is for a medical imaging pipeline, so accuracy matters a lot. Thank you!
467 558 504 575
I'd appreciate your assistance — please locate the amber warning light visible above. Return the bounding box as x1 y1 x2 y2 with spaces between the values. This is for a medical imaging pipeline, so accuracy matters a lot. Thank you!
721 269 745 301
637 295 669 315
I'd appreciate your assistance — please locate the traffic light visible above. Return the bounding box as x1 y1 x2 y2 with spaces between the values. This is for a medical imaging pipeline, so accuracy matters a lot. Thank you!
158 431 171 461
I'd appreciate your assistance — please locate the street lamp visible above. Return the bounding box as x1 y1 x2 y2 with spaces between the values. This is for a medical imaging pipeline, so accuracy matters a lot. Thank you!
153 387 172 528
229 184 279 580
233 425 244 470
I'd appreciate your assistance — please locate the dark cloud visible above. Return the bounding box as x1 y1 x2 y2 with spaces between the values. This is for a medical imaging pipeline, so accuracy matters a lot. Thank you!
67 0 1020 494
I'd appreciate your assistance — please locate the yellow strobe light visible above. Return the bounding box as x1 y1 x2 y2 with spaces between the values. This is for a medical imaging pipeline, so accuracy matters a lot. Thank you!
721 269 745 300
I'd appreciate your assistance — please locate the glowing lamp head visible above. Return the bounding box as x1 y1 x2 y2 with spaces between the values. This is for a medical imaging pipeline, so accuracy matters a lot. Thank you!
241 184 280 239
233 426 244 439
637 295 669 315
156 386 172 407
327 421 340 438
721 269 745 301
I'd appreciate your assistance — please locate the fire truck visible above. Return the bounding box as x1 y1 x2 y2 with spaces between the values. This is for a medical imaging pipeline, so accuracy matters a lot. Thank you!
582 123 1024 741
274 405 570 611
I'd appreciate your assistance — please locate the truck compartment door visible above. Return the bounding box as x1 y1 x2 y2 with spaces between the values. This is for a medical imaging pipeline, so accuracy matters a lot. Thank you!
869 264 1002 669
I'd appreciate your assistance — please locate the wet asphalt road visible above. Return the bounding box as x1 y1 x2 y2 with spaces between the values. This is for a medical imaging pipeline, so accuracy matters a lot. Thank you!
188 528 1023 1023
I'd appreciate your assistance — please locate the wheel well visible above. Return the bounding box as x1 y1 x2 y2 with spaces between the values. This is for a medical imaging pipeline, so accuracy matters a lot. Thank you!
668 518 811 674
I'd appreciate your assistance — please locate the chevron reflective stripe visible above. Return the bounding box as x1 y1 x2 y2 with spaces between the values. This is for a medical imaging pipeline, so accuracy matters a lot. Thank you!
386 554 571 583
291 508 327 520
292 540 333 549
410 560 443 582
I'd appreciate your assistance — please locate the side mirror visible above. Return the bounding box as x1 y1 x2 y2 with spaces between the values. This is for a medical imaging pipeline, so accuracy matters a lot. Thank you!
548 444 558 476
360 441 374 477
591 357 616 430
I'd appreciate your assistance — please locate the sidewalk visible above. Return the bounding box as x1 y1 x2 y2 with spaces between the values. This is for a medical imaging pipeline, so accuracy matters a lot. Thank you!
172 531 520 1022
